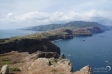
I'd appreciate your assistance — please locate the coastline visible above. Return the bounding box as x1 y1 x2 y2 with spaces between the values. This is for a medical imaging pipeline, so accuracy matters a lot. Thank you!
0 26 107 74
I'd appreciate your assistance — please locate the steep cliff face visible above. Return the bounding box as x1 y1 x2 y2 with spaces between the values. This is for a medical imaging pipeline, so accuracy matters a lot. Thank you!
87 26 104 34
72 29 92 36
0 39 60 54
72 26 104 36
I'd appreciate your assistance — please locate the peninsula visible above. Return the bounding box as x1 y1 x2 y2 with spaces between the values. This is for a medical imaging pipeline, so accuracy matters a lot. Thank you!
0 21 109 74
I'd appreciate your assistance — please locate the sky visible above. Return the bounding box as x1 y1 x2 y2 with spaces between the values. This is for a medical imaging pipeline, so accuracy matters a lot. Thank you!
0 0 112 29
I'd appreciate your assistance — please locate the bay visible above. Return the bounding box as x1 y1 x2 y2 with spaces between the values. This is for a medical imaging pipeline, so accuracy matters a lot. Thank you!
54 31 112 74
0 29 112 74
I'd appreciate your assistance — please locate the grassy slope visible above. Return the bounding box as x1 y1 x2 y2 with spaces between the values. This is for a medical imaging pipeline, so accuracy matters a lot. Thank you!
0 29 70 43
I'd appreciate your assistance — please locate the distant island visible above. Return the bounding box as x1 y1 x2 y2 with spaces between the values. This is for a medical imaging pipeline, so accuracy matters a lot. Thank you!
22 21 109 31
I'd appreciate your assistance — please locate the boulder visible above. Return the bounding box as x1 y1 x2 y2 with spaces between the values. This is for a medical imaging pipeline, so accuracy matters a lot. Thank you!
73 65 92 74
55 59 72 72
0 65 9 74
33 58 50 67
60 54 66 59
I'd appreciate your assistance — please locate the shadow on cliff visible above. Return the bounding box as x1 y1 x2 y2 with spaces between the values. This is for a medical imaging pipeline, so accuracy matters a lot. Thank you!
0 39 60 54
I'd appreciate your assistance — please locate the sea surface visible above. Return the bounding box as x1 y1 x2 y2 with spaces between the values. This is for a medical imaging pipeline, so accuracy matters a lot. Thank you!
0 29 38 39
0 29 112 74
54 31 112 74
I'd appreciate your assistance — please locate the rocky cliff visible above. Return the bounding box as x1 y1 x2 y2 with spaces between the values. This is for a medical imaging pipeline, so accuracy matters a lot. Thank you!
0 23 104 74
72 26 104 36
0 52 92 74
0 26 104 54
86 26 104 34
43 26 104 40
0 38 60 54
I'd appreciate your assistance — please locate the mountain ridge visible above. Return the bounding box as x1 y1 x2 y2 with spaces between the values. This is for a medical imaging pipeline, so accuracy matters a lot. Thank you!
21 21 109 31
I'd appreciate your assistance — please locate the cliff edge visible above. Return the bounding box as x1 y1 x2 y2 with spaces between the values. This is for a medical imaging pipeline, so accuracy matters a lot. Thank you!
0 52 92 74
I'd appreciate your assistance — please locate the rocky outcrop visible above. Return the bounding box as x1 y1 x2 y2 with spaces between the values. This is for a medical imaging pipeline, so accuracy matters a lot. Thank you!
36 52 59 58
54 59 72 72
87 26 104 34
0 65 9 74
0 51 92 74
61 29 73 34
60 54 66 59
0 39 60 54
19 58 73 74
72 29 92 36
20 58 50 74
73 65 92 74
72 26 104 37
19 57 91 74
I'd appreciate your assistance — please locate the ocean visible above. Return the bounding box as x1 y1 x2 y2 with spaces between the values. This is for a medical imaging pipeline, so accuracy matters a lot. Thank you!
0 29 112 74
54 31 112 74
0 29 38 39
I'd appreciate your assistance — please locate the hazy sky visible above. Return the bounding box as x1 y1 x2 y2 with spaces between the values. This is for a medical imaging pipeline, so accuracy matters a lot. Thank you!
0 0 112 29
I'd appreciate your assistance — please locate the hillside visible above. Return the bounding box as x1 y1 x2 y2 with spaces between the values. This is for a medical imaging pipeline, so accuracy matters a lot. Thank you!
22 21 109 31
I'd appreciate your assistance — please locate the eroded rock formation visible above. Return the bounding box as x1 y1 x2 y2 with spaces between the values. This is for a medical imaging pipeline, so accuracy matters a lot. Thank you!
0 65 9 74
36 51 59 58
73 65 92 74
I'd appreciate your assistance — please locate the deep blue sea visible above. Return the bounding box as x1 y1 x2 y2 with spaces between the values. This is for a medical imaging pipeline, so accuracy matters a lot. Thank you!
54 31 112 74
0 29 112 74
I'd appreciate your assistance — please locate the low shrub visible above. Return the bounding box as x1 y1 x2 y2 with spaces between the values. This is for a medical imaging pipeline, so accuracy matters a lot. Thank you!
9 67 21 71
51 69 57 72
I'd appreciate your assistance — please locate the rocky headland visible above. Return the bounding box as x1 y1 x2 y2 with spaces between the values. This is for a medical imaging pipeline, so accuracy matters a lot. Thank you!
0 51 92 74
20 21 108 41
0 30 92 74
0 21 108 74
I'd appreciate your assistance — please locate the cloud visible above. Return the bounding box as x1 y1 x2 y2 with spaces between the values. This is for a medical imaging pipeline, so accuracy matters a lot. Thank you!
0 0 112 29
0 10 112 26
7 12 13 17
15 11 50 22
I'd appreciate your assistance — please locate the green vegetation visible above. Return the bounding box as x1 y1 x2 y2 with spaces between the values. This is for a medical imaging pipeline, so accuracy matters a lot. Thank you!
51 69 57 72
50 59 57 65
0 29 70 43
1 61 13 65
9 67 21 71
0 56 13 65
0 38 9 43
0 57 10 61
